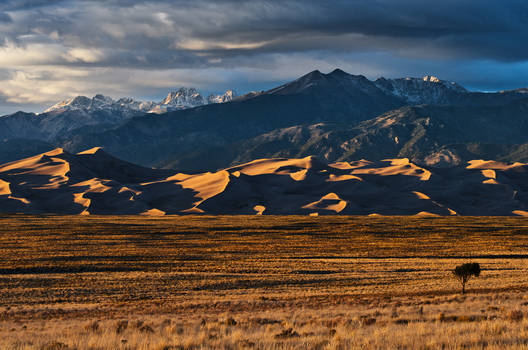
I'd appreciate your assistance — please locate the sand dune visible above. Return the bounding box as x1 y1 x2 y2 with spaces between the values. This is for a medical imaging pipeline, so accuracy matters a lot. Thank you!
351 158 432 181
228 156 320 176
466 160 526 171
0 148 527 215
253 205 266 215
179 171 230 205
303 193 347 213
0 179 11 196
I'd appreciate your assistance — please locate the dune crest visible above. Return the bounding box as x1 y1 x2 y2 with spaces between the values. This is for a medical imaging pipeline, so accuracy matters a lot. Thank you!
467 160 527 170
415 211 441 217
327 174 362 182
141 208 166 216
413 191 431 200
329 162 354 170
0 149 528 216
303 193 347 213
77 147 104 155
350 158 432 181
228 156 318 176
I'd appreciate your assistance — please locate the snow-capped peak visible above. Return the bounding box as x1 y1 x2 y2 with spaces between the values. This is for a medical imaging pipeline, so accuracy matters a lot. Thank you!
374 75 467 104
44 96 87 113
90 94 115 108
161 88 206 107
44 93 156 115
423 75 441 83
44 95 115 113
44 88 238 115
208 89 237 104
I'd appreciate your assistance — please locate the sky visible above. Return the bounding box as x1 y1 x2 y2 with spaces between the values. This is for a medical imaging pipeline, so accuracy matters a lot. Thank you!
1 0 528 115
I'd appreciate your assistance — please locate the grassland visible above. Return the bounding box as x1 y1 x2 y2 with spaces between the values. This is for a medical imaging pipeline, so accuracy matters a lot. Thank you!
1 215 528 349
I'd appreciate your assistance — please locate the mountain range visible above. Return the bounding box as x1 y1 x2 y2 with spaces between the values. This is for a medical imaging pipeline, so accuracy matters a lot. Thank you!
44 87 237 115
0 87 236 163
1 68 528 172
1 147 526 216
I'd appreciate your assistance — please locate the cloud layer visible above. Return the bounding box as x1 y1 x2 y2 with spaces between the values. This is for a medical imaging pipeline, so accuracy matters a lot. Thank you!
1 0 528 114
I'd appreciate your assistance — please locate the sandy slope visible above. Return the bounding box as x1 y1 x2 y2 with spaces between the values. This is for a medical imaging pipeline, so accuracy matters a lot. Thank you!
0 148 527 215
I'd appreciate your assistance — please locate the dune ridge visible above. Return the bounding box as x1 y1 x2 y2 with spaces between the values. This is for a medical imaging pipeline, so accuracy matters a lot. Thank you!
0 148 527 216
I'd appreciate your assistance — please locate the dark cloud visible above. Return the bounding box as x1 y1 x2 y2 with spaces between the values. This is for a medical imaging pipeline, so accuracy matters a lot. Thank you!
4 0 528 63
1 0 528 114
0 0 66 11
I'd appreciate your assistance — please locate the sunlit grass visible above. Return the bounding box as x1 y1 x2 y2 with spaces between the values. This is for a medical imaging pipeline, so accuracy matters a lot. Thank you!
1 215 528 349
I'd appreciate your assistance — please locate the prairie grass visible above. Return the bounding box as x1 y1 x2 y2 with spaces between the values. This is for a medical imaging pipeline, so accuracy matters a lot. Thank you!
0 215 528 349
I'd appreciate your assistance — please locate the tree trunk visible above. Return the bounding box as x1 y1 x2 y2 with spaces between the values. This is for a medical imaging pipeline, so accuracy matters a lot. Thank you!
462 281 466 294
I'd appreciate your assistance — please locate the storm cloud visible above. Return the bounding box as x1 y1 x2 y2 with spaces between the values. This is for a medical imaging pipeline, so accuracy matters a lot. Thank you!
1 0 528 114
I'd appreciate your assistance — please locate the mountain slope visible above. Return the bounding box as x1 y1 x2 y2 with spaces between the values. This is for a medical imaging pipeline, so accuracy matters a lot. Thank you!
267 69 405 118
61 70 408 168
59 69 528 170
1 148 527 216
110 97 528 170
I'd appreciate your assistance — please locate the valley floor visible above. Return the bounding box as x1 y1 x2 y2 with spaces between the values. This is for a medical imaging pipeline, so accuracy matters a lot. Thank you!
1 215 528 349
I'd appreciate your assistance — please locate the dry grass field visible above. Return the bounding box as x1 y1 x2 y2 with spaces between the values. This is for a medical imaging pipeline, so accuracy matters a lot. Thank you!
1 215 528 349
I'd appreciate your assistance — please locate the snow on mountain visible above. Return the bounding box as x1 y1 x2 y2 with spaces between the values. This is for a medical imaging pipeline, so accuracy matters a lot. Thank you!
161 88 206 108
43 73 467 116
207 89 237 104
148 88 207 114
44 88 237 115
44 96 92 113
115 97 156 112
44 94 151 115
374 75 467 104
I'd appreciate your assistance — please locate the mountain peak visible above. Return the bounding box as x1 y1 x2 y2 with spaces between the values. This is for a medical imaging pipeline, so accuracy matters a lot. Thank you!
374 74 467 104
168 87 200 96
44 94 118 113
266 69 328 95
329 68 348 76
161 87 205 107
208 89 238 104
44 96 91 113
303 70 325 80
423 75 441 83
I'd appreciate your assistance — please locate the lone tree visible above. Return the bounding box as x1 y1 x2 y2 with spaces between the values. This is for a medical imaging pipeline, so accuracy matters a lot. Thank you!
453 263 481 294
